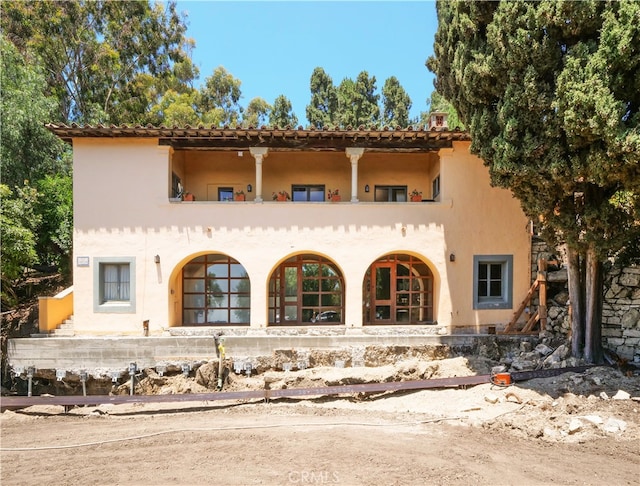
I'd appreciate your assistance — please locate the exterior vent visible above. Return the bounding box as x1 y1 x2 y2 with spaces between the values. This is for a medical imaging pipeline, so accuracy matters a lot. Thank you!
428 112 448 131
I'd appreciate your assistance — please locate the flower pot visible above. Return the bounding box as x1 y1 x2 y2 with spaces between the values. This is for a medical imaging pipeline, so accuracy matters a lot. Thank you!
184 193 195 201
234 194 246 201
330 195 341 202
411 195 422 202
276 194 288 201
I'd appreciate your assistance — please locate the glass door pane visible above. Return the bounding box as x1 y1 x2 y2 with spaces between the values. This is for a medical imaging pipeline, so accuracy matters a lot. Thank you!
375 267 391 300
374 266 392 321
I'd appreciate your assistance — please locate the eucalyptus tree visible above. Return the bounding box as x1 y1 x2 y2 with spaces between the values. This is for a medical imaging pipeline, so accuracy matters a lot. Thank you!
149 89 200 127
243 97 272 128
0 35 67 190
1 0 197 124
1 36 73 283
199 66 243 127
428 0 640 363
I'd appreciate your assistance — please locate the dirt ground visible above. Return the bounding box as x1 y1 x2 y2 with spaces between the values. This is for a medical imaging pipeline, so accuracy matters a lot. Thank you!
2 357 639 486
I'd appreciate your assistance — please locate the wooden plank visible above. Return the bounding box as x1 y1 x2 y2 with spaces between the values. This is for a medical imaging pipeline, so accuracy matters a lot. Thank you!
521 312 540 333
503 280 539 332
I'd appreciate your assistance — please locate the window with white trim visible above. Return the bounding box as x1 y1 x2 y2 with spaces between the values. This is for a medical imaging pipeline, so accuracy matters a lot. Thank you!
94 257 136 313
473 255 513 309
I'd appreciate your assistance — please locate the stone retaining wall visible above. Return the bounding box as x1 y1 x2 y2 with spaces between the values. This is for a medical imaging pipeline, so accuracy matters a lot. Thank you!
602 267 640 361
531 237 640 362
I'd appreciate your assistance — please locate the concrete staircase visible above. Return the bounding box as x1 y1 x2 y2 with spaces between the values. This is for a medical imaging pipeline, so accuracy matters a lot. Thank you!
31 316 76 338
51 316 75 337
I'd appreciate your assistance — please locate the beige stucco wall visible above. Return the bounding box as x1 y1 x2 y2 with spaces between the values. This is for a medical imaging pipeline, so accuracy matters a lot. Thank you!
71 138 530 335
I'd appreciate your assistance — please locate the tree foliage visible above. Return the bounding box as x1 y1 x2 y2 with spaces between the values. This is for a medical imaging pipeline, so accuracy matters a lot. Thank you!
0 184 40 306
428 0 640 363
270 95 299 128
306 67 411 129
243 97 272 128
336 71 380 128
34 174 73 275
382 76 412 128
306 67 338 128
199 66 243 127
1 0 197 124
0 35 68 190
421 91 465 130
149 89 200 127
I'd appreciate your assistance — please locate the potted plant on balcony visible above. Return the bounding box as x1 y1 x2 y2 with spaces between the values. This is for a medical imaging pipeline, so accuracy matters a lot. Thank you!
410 189 422 202
272 190 290 201
327 189 341 202
234 190 246 201
183 191 195 201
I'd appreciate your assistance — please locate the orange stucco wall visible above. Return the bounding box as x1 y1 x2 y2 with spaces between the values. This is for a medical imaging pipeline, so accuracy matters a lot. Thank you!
70 138 530 335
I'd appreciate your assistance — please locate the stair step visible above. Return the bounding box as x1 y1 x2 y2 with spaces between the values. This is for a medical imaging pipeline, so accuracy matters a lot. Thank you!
51 329 75 337
59 322 74 330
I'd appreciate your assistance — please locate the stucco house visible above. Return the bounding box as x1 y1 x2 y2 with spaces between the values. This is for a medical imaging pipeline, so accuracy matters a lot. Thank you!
39 116 531 342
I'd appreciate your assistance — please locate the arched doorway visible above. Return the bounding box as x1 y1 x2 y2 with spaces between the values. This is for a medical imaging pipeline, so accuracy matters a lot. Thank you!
363 254 434 325
182 254 250 325
268 254 344 325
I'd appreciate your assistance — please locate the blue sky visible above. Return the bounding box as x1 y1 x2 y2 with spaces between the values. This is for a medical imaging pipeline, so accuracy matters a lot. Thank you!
175 1 439 125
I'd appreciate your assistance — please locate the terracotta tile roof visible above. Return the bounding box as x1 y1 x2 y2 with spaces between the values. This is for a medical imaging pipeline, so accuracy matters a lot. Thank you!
45 123 470 151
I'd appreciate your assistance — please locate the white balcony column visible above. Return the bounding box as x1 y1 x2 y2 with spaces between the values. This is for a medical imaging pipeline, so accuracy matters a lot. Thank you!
345 147 365 203
249 147 269 202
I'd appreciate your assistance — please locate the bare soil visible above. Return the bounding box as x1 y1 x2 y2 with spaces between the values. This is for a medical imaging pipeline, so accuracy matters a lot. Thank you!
2 357 639 486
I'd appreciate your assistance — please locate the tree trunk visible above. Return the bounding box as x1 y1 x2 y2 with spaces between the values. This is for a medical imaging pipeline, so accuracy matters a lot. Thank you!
566 245 584 358
566 244 604 364
584 245 604 364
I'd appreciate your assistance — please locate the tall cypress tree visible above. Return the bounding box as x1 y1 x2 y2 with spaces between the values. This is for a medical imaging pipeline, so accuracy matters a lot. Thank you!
382 76 412 128
306 67 338 128
428 0 640 363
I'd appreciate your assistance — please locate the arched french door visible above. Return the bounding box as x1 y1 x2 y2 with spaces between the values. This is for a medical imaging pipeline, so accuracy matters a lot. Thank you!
268 254 344 325
363 254 434 325
182 254 250 325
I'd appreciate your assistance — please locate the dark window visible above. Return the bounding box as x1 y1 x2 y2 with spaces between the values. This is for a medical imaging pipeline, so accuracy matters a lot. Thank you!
292 185 325 202
218 187 234 201
374 185 407 202
432 175 440 198
172 172 182 198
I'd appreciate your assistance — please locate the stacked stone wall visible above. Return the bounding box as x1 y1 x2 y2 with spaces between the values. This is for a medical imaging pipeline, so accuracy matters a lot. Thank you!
531 237 640 363
602 267 640 361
